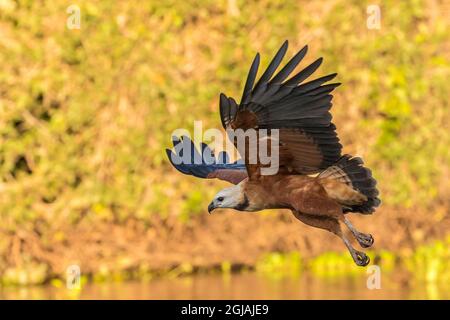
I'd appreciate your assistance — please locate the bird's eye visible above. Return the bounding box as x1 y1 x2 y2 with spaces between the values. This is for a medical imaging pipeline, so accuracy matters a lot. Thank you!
217 196 224 202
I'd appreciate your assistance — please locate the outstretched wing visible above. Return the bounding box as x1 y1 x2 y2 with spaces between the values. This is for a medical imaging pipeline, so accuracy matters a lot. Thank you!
166 136 248 185
220 41 342 178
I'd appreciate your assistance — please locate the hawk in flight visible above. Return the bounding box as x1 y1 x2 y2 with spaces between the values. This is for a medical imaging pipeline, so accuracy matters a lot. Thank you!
167 41 380 266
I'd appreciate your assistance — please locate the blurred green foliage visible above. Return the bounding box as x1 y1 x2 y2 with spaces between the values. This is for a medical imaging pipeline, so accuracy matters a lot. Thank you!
404 236 450 283
256 252 302 277
309 250 395 278
0 1 448 232
256 238 449 283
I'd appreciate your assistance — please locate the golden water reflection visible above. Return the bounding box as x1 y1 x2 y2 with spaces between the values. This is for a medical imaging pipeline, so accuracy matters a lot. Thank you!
0 272 448 300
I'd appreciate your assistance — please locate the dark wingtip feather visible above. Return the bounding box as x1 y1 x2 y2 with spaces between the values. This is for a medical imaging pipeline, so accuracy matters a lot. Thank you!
281 40 289 52
219 93 229 128
303 82 341 96
252 41 289 94
329 72 338 78
240 53 260 104
285 57 323 87
270 44 309 85
294 73 339 95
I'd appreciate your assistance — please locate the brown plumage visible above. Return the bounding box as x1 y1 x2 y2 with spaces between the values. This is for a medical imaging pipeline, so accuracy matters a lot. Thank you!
167 41 380 266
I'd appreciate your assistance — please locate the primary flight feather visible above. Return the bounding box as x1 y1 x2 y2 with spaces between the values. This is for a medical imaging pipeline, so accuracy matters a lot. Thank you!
166 41 380 266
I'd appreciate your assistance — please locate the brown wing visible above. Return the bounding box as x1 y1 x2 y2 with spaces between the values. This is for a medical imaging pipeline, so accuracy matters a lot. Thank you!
219 40 342 179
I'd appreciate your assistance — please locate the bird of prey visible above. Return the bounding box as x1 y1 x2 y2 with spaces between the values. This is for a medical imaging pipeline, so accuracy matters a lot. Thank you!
166 41 380 266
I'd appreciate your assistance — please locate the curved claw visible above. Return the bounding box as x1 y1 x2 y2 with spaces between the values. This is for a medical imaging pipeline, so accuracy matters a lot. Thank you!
356 233 374 248
352 250 370 267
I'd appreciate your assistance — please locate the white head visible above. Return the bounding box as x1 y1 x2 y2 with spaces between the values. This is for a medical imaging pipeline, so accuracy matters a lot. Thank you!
208 184 249 213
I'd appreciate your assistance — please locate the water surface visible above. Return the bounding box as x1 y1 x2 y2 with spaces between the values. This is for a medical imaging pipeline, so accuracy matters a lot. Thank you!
0 272 447 300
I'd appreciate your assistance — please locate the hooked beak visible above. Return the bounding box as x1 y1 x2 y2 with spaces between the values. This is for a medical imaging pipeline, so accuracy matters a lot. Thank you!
208 202 215 214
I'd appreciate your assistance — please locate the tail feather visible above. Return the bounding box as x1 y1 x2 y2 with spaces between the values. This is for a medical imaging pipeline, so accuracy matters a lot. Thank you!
319 154 381 214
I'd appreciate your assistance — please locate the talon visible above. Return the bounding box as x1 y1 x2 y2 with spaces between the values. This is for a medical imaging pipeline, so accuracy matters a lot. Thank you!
353 251 370 267
356 233 374 248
